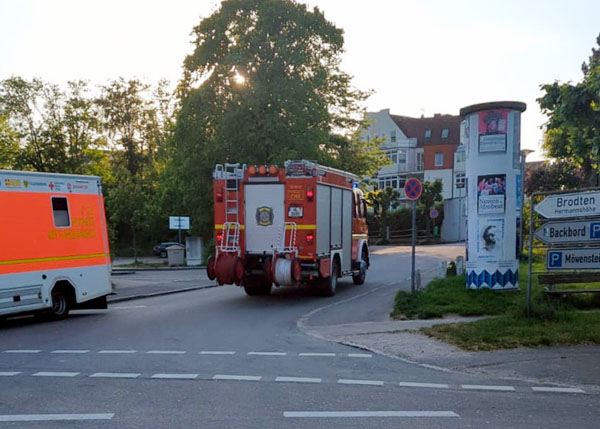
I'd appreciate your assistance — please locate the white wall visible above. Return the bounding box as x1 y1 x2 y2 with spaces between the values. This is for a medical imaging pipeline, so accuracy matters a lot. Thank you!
424 169 453 200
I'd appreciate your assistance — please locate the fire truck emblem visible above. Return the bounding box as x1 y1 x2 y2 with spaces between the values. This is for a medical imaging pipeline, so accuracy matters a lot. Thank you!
256 206 274 226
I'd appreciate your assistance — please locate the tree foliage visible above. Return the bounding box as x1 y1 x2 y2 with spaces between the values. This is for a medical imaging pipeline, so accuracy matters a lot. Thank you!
169 0 385 237
525 161 585 195
538 33 600 185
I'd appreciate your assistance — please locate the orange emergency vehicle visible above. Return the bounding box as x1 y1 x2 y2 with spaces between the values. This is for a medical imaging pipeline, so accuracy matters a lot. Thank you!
206 160 369 296
0 170 112 319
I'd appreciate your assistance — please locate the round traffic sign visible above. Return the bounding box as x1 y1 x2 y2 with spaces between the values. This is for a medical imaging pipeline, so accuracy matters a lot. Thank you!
430 207 439 219
405 178 422 201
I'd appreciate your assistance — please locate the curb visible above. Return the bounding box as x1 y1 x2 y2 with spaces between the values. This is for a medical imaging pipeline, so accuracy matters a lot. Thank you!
108 284 218 304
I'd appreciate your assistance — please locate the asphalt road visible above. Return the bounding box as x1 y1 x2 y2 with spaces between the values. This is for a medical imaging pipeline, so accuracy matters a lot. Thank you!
1 245 598 428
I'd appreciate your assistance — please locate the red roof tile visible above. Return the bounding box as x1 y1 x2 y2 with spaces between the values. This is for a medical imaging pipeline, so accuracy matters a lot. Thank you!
390 113 461 147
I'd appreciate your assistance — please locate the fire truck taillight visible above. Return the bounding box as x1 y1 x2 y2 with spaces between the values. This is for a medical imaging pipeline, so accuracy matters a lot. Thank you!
216 232 223 244
248 165 257 175
216 190 223 202
306 232 314 244
269 165 279 176
306 187 314 201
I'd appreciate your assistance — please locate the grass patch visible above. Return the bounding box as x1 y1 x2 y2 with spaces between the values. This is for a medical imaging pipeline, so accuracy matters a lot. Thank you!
392 255 600 350
422 311 600 351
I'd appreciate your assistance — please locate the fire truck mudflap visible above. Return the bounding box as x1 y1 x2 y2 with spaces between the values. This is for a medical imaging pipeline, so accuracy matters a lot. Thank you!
209 160 369 297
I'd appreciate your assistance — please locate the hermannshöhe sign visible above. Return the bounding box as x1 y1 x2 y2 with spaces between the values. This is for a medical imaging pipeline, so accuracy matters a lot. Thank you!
535 191 600 219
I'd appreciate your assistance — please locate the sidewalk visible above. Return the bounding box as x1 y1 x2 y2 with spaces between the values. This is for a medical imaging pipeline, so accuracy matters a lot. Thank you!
304 317 600 390
109 268 215 303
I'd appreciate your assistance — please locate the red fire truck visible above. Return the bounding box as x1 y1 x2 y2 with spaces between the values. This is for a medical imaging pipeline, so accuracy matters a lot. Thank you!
206 160 369 296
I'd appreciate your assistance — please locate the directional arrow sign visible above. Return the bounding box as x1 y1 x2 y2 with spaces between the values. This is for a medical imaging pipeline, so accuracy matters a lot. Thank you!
535 191 600 219
535 220 600 244
547 248 600 270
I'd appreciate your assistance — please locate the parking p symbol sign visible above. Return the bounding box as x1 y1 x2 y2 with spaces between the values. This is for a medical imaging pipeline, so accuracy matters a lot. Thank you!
591 223 600 239
548 251 563 268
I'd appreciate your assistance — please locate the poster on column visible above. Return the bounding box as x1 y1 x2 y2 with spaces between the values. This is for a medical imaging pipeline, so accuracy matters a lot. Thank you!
477 174 506 214
477 218 504 260
478 109 509 153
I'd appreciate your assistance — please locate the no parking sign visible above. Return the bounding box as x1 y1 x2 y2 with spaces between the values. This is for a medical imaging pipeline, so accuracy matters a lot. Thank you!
405 178 422 201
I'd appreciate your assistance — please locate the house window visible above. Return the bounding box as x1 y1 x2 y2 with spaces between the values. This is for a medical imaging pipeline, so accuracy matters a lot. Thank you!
398 178 406 188
435 152 444 167
416 152 424 171
378 176 403 190
398 151 407 164
441 128 449 139
386 150 398 164
424 129 431 139
455 172 466 188
51 197 71 227
391 130 396 143
455 150 466 163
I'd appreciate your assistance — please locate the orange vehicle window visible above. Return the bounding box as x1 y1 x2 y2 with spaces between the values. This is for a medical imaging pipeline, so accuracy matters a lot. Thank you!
51 196 71 227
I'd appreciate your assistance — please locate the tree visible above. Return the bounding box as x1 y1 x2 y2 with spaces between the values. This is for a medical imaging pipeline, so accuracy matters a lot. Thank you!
538 33 600 186
0 114 19 168
525 160 585 195
418 180 443 235
366 187 401 244
0 77 104 174
169 0 385 237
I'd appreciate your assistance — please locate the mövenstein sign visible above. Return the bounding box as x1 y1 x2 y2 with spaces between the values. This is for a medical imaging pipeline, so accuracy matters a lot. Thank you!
461 101 526 290
547 248 600 270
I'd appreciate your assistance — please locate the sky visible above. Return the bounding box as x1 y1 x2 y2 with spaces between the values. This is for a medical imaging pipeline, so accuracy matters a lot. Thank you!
1 0 599 161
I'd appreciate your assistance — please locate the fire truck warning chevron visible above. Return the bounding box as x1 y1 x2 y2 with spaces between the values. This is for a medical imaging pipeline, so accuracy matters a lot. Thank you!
0 170 112 319
207 160 370 297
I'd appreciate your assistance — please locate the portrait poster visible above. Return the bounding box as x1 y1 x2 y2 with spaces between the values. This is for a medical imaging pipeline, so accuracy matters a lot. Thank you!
477 218 505 260
478 109 508 153
477 174 506 214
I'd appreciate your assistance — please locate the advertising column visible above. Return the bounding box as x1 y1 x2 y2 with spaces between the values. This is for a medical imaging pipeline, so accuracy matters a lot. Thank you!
460 101 526 289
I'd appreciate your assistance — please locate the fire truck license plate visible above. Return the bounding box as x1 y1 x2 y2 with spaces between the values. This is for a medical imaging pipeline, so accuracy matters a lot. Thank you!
288 206 303 218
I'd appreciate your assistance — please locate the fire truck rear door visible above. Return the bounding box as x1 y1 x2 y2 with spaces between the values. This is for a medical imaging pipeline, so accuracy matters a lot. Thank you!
244 184 285 254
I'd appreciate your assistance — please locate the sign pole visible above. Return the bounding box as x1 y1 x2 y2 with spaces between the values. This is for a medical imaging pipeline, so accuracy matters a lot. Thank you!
411 199 416 293
527 194 535 317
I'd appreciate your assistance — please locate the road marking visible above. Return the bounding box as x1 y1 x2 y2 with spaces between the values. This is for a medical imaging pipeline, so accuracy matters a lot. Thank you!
98 350 137 354
532 387 585 394
199 351 236 355
338 379 384 386
347 353 372 358
0 413 114 422
90 372 141 379
146 350 186 354
461 384 515 391
3 350 41 354
112 305 147 309
33 372 80 377
400 382 450 389
276 376 322 383
298 353 336 357
51 350 90 354
0 372 20 376
151 373 198 379
248 351 287 356
283 411 459 418
212 374 262 381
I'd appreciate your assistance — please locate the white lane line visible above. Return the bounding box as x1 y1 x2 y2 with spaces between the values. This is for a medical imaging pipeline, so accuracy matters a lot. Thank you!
283 411 460 418
276 376 322 383
146 350 186 354
400 382 450 389
532 387 585 394
0 413 114 422
213 374 262 381
462 384 515 391
90 372 141 379
3 350 41 354
0 372 20 376
347 353 372 358
248 352 287 356
338 379 384 386
98 350 137 354
51 350 90 354
33 372 80 377
298 353 336 357
199 351 236 355
151 373 198 379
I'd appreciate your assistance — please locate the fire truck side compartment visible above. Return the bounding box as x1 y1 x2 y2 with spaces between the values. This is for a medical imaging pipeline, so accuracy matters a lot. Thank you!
244 184 285 254
316 184 352 273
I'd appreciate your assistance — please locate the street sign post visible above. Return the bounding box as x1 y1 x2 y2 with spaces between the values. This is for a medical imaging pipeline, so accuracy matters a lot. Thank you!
534 220 600 245
169 216 190 244
404 178 422 293
534 191 600 219
547 248 600 271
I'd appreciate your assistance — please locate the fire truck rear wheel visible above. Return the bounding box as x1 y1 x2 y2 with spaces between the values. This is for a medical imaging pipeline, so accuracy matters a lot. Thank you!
320 257 338 297
243 277 272 296
352 249 368 285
